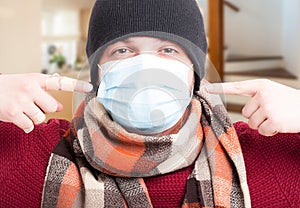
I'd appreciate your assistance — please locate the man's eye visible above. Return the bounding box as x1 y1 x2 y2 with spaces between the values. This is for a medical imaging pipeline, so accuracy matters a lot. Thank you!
114 48 131 54
160 48 178 54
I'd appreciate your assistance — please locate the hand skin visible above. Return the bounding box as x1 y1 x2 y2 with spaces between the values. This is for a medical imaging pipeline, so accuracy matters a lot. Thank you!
0 73 93 133
206 79 300 136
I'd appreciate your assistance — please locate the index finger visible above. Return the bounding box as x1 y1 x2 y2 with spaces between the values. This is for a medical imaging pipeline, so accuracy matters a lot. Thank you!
43 74 93 93
205 80 260 97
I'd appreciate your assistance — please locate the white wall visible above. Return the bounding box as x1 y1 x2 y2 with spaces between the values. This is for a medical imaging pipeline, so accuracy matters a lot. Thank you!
0 0 42 73
196 0 208 32
283 0 300 78
225 0 283 56
42 0 94 10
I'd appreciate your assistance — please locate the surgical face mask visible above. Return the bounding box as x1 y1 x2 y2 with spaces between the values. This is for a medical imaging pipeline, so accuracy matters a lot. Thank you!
97 54 193 135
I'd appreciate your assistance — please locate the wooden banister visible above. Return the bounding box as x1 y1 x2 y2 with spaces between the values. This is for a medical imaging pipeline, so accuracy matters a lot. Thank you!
224 0 240 12
208 0 224 81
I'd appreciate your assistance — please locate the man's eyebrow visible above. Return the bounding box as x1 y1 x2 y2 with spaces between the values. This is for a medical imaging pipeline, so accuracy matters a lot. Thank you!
120 39 132 43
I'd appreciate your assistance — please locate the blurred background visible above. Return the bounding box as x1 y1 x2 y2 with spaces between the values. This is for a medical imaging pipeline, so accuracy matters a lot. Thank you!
0 0 299 122
0 0 94 74
198 0 300 121
0 0 94 120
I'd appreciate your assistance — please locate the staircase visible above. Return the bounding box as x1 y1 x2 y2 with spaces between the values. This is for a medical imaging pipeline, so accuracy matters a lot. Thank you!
214 1 300 122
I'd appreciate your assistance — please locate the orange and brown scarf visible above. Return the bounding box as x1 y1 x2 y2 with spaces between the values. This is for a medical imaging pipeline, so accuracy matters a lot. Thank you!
41 89 251 208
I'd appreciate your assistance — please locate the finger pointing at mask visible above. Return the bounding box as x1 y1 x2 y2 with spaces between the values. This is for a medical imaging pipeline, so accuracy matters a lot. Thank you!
0 73 93 133
206 79 300 136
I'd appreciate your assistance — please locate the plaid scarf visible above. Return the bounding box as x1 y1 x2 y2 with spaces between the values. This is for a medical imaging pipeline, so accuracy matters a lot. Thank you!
41 89 251 208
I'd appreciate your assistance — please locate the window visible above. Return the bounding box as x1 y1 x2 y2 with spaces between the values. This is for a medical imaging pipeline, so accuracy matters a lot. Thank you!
41 10 79 71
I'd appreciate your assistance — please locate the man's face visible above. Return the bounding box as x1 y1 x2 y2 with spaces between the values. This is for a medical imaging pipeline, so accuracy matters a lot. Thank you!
98 36 194 91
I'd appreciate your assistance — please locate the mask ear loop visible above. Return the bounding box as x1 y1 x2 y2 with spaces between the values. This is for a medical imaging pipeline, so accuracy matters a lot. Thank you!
97 64 103 87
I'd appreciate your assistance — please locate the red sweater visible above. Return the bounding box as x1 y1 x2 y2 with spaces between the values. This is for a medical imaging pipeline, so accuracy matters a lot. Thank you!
0 119 299 207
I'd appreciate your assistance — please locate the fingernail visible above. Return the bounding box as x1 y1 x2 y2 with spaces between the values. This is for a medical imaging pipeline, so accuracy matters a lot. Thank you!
24 126 34 134
56 102 63 112
37 114 46 124
33 113 46 124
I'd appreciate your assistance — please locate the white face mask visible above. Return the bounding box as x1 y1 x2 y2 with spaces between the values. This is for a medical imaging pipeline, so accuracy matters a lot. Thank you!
97 54 193 135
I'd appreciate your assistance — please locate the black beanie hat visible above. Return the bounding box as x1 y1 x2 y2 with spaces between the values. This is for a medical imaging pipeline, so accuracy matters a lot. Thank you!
86 0 208 91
